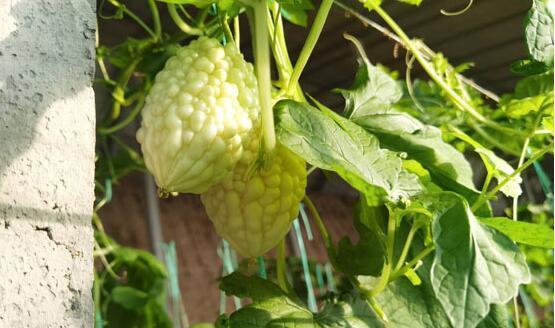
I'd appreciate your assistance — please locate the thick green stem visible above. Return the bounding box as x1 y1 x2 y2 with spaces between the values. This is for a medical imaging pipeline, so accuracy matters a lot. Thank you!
394 223 419 272
287 0 334 96
390 245 435 281
268 4 306 101
107 57 141 123
253 0 275 152
364 2 527 137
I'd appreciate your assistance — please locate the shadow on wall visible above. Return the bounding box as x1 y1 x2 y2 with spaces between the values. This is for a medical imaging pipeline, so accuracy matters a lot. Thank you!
0 0 96 222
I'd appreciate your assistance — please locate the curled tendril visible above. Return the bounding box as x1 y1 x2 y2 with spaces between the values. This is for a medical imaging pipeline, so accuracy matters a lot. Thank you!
343 33 371 65
440 0 474 16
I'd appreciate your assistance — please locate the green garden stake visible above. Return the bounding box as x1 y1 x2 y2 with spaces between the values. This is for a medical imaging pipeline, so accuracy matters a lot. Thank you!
219 289 227 315
104 178 112 202
95 310 103 328
161 242 189 328
324 262 336 293
315 263 325 290
257 256 267 279
293 219 318 312
221 240 242 310
533 161 553 212
300 203 314 241
519 287 539 328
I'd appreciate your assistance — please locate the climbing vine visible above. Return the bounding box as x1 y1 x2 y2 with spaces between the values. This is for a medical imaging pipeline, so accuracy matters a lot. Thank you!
93 0 554 327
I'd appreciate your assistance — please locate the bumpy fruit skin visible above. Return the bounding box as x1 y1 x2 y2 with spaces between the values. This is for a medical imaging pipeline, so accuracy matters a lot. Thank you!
136 37 260 194
201 145 307 258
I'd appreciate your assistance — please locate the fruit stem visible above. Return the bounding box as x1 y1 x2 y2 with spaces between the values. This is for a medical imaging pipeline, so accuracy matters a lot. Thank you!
253 0 276 152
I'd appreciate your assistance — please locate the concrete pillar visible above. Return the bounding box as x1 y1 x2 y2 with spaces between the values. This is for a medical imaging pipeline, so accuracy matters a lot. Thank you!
0 0 96 326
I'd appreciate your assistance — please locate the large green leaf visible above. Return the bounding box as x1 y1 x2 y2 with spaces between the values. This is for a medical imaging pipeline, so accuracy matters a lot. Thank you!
335 52 487 215
353 111 485 211
275 99 422 204
315 295 383 327
427 193 530 328
219 272 314 327
476 305 510 328
334 60 402 119
335 200 387 276
478 217 554 248
375 258 452 328
501 72 554 119
277 0 314 27
525 0 554 67
219 273 381 327
373 244 509 328
111 286 149 310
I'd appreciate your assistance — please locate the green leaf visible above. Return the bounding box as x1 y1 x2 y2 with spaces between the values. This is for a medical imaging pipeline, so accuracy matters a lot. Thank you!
375 257 452 328
453 132 522 198
220 273 381 327
335 200 387 276
315 294 383 327
278 0 314 27
427 192 530 328
353 110 484 209
219 273 314 327
501 71 554 119
514 71 554 98
476 148 522 198
219 271 286 301
334 60 402 119
478 217 554 248
476 305 510 328
337 50 487 214
275 100 421 204
111 286 149 310
511 59 550 76
525 0 554 67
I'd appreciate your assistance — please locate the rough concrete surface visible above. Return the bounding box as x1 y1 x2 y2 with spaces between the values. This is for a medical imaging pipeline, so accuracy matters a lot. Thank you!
0 0 96 326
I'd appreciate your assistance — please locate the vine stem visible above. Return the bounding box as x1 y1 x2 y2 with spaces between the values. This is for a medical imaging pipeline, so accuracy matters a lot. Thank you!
147 0 162 40
304 196 388 322
106 0 157 39
98 94 145 135
168 4 203 35
393 223 419 272
286 0 334 96
276 239 289 291
471 143 554 212
253 0 276 152
363 2 526 137
389 245 435 281
333 0 500 102
303 196 333 252
512 110 546 220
